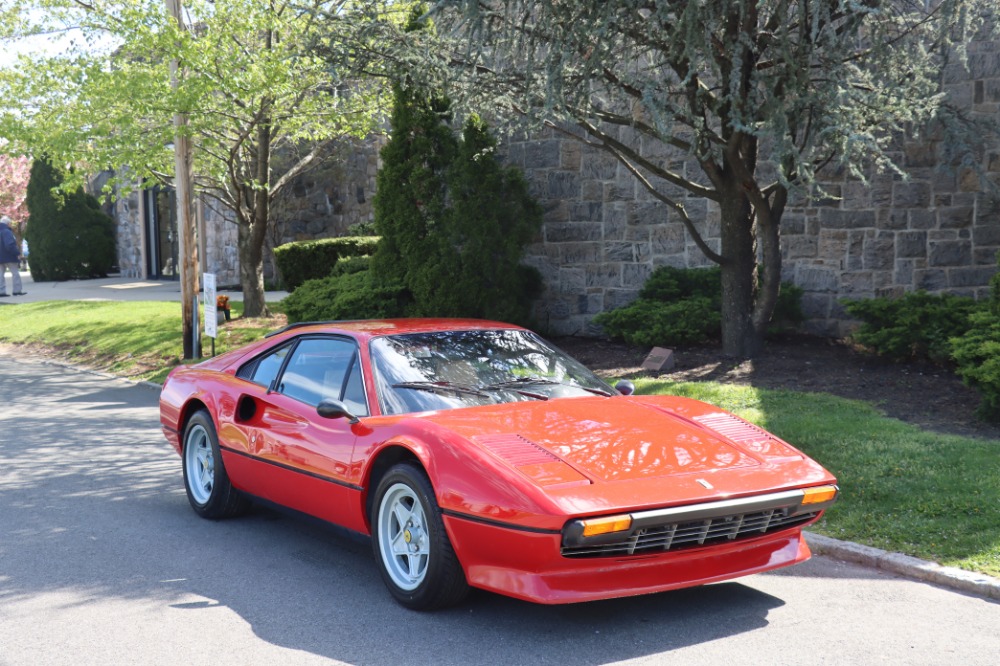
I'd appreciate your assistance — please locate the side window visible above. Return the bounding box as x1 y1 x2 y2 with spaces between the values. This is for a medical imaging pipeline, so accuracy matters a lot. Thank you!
277 338 363 409
242 344 292 388
342 357 368 416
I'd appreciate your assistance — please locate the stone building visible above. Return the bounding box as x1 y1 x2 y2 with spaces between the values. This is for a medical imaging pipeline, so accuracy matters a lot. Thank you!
110 137 382 287
107 50 999 337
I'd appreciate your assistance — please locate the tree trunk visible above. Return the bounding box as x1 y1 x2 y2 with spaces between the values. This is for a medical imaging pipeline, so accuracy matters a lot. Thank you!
238 216 270 317
239 93 274 318
719 189 762 359
751 185 787 343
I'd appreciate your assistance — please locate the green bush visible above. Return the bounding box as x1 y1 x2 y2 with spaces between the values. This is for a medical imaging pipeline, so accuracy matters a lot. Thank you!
640 265 722 303
24 157 116 281
332 254 372 276
951 309 1000 421
842 291 978 362
273 236 379 291
595 297 721 346
594 265 804 347
346 220 376 236
282 269 410 323
773 282 806 333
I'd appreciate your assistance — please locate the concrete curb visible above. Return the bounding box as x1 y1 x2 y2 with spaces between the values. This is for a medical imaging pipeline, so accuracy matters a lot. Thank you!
806 532 1000 601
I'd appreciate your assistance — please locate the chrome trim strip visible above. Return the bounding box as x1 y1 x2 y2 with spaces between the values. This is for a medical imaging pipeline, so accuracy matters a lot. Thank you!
628 489 804 529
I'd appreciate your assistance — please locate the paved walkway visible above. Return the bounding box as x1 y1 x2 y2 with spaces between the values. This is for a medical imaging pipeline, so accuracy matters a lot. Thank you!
0 270 288 304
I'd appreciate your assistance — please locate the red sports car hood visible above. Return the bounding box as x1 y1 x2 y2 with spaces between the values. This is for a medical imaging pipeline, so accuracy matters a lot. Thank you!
415 395 802 484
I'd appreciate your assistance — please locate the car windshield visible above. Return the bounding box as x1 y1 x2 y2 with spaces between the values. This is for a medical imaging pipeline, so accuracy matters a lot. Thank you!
370 329 616 415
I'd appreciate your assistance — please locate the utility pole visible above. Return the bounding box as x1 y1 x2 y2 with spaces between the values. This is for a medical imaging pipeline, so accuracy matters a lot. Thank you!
165 0 200 359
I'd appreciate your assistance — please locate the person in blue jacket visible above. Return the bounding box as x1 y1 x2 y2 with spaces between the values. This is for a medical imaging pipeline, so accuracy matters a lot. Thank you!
0 215 26 297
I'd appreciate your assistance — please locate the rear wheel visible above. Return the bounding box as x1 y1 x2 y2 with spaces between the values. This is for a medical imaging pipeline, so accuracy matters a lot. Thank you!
182 410 249 519
371 462 469 610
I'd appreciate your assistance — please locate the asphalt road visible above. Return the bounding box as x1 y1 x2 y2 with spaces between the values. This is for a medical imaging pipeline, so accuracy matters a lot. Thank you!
1 352 998 666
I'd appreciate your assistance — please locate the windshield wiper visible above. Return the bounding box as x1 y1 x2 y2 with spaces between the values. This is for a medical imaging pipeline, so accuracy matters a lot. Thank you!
483 377 560 389
483 377 612 397
479 377 550 401
391 381 490 398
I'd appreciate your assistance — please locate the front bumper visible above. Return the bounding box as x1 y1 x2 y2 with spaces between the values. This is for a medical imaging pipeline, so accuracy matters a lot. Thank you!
444 513 818 604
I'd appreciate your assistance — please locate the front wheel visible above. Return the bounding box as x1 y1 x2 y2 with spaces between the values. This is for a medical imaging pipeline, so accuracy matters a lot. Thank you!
371 462 469 610
182 410 249 519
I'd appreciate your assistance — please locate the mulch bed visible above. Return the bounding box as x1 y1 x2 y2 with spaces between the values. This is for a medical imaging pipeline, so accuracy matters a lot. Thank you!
554 333 1000 441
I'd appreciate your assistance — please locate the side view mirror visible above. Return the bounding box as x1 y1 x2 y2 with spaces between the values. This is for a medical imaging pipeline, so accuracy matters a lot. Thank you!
615 379 635 396
317 398 360 424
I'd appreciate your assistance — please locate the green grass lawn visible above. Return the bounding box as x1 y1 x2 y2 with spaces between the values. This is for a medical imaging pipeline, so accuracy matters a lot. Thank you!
1 300 997 579
0 300 285 382
634 379 1000 579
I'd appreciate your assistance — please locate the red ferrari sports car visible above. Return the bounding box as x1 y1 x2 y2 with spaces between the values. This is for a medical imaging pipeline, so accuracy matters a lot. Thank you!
159 319 838 610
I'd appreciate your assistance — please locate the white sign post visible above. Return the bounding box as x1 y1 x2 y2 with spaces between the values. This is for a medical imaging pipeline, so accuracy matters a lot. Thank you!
203 273 217 341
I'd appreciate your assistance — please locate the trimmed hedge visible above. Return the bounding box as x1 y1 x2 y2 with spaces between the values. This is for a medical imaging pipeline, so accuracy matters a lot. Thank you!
282 269 409 323
273 236 379 291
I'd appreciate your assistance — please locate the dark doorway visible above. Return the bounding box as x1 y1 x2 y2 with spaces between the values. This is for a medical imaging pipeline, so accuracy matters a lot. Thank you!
144 186 179 280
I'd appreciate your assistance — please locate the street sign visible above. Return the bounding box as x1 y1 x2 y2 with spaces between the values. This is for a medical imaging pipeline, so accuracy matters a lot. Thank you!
203 273 217 339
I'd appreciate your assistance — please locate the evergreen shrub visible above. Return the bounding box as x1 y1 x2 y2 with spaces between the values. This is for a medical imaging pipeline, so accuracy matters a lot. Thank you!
273 236 379 291
842 291 977 362
594 265 804 347
951 309 1000 421
371 87 542 324
24 158 116 281
595 296 720 347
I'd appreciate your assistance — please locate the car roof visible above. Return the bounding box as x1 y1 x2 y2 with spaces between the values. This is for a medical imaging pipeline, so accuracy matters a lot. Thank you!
265 318 525 343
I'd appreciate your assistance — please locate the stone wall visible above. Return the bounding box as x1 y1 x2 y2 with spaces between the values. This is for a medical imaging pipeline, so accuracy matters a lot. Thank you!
501 127 727 336
200 200 239 286
269 137 383 245
112 187 144 279
501 84 1000 338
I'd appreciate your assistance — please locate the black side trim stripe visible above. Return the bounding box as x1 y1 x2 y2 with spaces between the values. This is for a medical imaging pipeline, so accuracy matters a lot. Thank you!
163 424 180 435
441 509 561 535
220 445 364 492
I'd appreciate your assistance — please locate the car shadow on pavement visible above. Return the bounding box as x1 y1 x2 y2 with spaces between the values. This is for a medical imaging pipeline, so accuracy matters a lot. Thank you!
169 507 788 666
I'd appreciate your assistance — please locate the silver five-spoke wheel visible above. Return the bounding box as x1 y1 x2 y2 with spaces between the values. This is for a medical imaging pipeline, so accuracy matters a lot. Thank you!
181 409 249 519
184 423 215 506
378 483 430 590
371 462 468 609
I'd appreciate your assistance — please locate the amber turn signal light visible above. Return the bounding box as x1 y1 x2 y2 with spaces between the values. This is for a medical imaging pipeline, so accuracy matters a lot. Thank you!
580 514 632 537
801 485 838 505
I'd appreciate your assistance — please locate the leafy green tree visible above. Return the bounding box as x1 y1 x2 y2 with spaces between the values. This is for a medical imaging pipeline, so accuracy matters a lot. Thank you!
363 0 997 357
0 1 387 316
25 157 116 281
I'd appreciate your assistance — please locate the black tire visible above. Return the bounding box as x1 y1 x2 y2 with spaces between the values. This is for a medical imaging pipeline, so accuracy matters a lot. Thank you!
370 462 469 610
181 410 250 519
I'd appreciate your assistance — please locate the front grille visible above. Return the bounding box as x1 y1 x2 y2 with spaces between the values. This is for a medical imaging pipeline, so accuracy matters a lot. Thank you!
561 508 818 558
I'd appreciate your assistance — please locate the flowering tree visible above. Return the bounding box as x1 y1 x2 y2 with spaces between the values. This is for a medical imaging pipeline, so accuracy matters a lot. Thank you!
0 154 31 238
